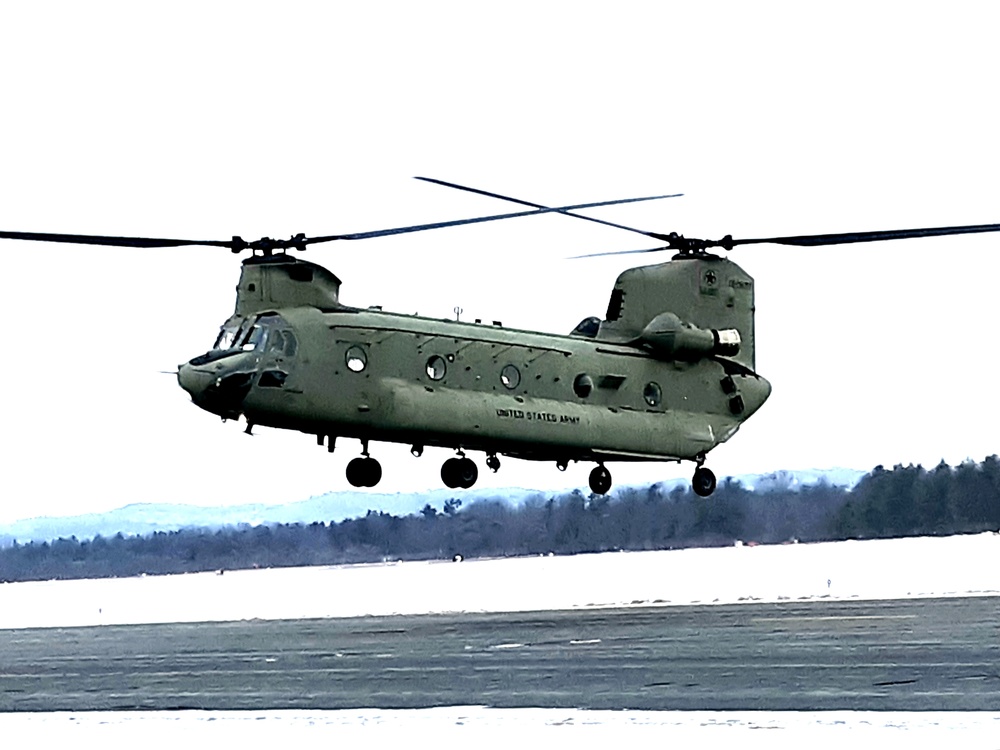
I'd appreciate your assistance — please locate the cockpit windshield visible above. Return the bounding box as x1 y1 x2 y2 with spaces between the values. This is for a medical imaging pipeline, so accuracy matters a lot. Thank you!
240 323 267 351
214 320 247 350
214 314 298 356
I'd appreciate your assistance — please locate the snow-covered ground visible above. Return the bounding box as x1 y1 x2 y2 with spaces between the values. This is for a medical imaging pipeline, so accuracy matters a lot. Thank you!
1 532 998 629
2 533 998 744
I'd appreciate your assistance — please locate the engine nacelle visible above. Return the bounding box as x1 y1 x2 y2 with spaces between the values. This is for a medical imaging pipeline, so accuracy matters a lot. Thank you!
639 312 741 360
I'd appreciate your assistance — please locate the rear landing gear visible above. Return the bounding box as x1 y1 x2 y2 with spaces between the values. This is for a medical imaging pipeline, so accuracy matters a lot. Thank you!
692 466 717 497
588 464 612 495
442 455 478 489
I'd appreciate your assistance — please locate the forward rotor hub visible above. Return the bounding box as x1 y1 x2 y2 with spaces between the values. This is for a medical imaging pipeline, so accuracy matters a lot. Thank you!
232 233 308 255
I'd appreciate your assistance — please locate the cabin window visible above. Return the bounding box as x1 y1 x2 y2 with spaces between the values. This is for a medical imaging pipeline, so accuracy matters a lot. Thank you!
346 345 367 372
644 382 662 407
426 355 447 381
500 364 520 389
598 375 626 390
573 373 594 398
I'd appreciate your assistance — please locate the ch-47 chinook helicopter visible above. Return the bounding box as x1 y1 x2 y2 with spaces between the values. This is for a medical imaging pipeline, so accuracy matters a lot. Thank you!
4 179 1000 497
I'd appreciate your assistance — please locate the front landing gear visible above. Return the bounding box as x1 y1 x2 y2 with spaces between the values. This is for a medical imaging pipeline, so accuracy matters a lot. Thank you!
588 464 612 495
346 439 382 488
442 455 478 489
692 466 717 497
346 456 382 487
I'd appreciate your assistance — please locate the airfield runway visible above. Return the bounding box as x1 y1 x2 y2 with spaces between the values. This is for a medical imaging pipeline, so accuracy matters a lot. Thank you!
1 596 997 712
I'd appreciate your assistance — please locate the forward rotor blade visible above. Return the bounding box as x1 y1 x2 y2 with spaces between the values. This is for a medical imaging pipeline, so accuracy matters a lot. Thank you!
0 194 680 253
0 230 235 249
415 176 680 238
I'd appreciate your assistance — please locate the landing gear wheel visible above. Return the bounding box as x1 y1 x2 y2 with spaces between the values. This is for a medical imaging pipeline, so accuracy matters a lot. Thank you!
692 466 717 497
588 464 612 495
486 453 501 473
442 456 478 489
441 457 461 488
346 456 382 488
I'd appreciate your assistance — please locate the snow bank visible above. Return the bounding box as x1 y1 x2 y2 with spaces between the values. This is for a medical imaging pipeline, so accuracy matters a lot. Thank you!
1 709 998 748
1 533 997 630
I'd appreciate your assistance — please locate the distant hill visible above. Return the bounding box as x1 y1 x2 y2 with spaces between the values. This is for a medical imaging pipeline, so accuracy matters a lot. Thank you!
0 468 866 546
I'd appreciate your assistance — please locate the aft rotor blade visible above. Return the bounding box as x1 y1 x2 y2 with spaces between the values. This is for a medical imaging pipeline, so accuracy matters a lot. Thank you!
574 222 1000 258
570 245 669 259
305 193 681 244
728 223 1000 248
415 176 680 238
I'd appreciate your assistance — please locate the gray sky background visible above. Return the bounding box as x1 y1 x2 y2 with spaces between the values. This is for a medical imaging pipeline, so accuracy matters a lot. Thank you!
2 2 998 522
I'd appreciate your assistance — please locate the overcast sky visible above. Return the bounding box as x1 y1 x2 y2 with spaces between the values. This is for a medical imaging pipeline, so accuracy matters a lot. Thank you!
2 2 998 522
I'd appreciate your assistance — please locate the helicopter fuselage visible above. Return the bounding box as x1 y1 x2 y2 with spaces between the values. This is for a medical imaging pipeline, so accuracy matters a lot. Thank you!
183 306 767 460
176 253 771 495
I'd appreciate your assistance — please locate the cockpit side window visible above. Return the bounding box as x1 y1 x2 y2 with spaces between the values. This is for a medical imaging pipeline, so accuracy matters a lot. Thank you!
267 328 286 353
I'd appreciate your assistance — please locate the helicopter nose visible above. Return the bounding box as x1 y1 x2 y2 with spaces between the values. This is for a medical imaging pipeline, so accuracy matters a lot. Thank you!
177 361 255 419
177 362 213 399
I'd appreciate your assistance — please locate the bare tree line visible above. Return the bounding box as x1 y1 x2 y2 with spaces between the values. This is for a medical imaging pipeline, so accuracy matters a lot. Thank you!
2 458 998 583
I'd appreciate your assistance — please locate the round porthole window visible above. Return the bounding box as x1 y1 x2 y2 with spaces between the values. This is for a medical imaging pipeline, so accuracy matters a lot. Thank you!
345 345 367 372
500 364 520 389
573 373 593 398
426 355 447 381
644 381 662 407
